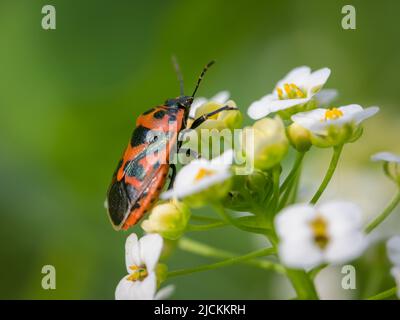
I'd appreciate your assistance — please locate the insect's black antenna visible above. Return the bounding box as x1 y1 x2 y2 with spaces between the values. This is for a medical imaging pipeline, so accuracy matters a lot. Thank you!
191 60 215 98
171 55 184 96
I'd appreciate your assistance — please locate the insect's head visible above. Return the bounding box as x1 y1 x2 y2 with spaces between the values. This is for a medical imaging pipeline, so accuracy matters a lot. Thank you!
165 96 193 109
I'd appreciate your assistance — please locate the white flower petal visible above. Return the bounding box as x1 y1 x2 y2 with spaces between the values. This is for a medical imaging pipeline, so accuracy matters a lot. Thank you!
292 104 378 134
291 108 327 133
211 91 230 104
154 285 175 300
125 233 142 273
305 68 331 94
136 272 157 300
189 97 207 118
315 89 338 105
275 203 317 240
371 152 400 164
318 201 363 236
352 106 380 125
265 97 312 113
387 236 400 266
279 238 324 269
139 233 163 272
115 277 138 300
115 272 157 300
247 94 276 119
161 151 233 200
278 66 311 87
211 149 234 166
324 232 367 264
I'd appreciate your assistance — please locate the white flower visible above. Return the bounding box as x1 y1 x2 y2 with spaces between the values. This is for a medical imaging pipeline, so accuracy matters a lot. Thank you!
161 150 233 202
291 104 379 135
276 201 367 269
247 66 331 119
189 91 230 119
315 89 338 106
371 152 400 164
115 233 172 300
371 152 400 184
387 236 400 298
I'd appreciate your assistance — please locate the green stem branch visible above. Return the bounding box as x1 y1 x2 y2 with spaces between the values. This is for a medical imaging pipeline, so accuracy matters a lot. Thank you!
167 246 277 279
368 287 398 300
310 144 344 204
365 189 400 234
280 152 305 192
187 221 228 231
285 269 319 300
213 204 268 234
178 237 284 274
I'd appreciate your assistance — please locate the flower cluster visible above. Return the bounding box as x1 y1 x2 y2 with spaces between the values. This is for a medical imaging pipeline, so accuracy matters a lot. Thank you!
112 66 400 300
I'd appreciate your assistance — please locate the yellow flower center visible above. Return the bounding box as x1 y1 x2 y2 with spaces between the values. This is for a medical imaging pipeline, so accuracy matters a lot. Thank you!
194 168 216 181
324 108 343 121
310 215 329 249
277 83 306 99
126 265 148 282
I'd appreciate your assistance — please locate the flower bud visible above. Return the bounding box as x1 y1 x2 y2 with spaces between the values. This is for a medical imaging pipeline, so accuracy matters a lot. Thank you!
141 200 190 240
287 123 312 152
240 116 289 171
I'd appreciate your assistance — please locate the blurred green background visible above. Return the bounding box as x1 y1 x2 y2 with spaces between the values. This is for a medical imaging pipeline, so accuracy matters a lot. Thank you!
1 0 399 299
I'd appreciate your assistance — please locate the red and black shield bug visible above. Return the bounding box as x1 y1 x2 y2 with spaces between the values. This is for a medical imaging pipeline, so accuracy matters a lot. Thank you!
105 59 238 230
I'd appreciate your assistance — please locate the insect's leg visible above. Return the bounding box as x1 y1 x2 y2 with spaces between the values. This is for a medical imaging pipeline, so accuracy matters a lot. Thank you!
189 105 239 130
167 164 177 190
178 148 201 159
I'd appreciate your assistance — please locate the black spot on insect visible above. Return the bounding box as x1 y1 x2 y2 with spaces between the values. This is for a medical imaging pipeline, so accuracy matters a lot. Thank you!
142 108 155 115
107 180 130 226
168 114 177 122
131 202 141 210
124 160 146 181
153 110 166 119
131 126 151 147
153 161 160 170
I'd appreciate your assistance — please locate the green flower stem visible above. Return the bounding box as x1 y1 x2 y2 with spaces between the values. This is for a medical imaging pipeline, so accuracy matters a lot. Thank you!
278 165 302 210
365 189 400 234
308 263 328 280
310 144 344 204
167 246 278 279
187 221 228 231
288 169 301 205
285 269 319 300
280 152 305 192
213 204 268 234
178 237 284 274
368 287 398 300
271 165 281 215
191 215 224 223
